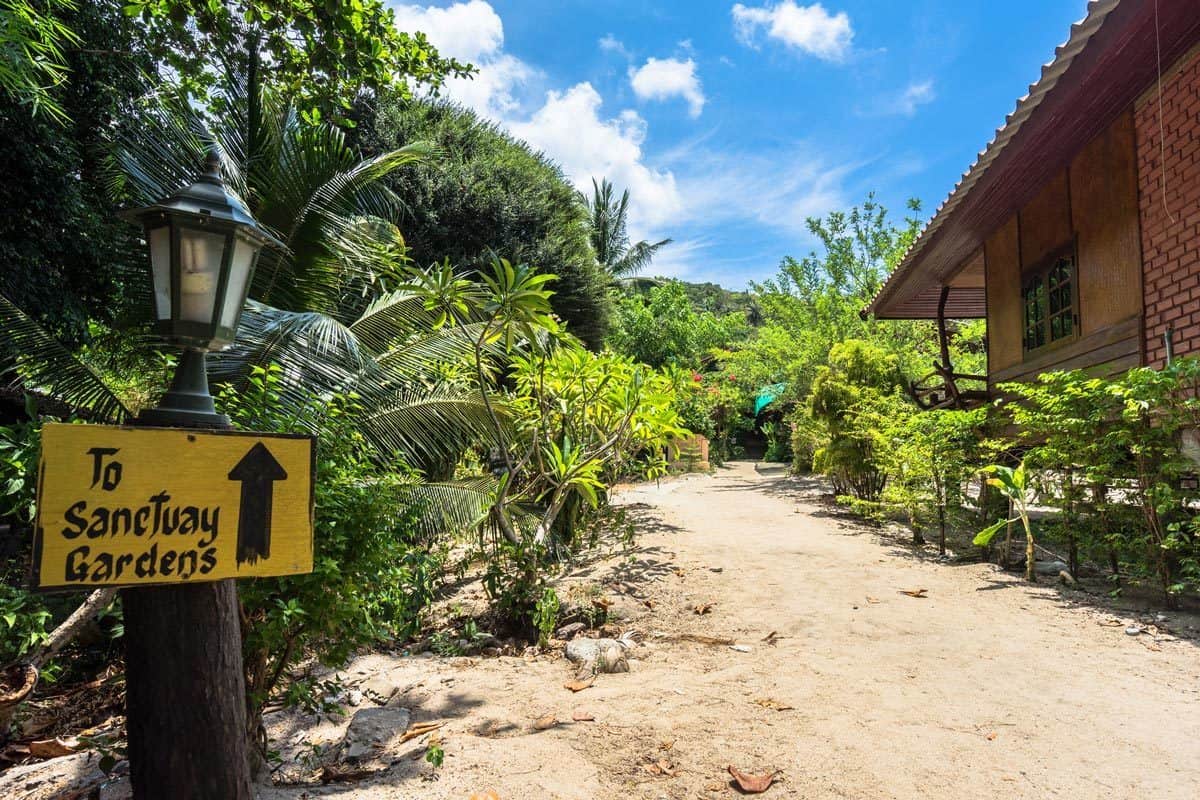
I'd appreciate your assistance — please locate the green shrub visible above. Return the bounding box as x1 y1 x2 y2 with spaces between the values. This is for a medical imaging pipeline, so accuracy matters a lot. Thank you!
806 340 904 501
217 366 443 745
998 360 1200 604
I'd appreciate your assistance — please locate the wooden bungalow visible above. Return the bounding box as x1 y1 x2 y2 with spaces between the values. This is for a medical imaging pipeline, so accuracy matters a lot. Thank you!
867 0 1200 407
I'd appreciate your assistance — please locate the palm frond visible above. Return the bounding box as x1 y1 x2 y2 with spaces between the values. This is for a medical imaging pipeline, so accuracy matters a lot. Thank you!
363 386 508 465
401 477 497 539
210 303 372 399
610 237 673 278
0 295 130 423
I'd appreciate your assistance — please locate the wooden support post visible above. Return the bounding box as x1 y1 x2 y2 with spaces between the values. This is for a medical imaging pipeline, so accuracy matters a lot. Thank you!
937 285 953 374
122 581 252 799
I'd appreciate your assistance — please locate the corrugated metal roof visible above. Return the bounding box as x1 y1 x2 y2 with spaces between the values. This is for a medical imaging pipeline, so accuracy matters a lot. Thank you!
866 0 1122 317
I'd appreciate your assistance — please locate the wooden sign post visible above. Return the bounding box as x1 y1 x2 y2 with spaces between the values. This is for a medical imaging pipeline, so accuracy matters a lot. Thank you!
33 422 314 798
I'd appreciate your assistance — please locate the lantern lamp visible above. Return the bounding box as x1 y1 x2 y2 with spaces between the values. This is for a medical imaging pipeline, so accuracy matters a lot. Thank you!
123 149 283 427
123 149 282 351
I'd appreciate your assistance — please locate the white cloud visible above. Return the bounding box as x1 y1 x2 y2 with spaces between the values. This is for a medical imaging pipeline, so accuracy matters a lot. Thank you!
672 144 852 236
732 1 853 62
893 80 935 116
391 0 503 62
858 80 936 118
389 2 861 283
629 57 706 118
391 4 682 238
444 54 538 118
391 1 536 119
508 83 683 228
598 34 631 59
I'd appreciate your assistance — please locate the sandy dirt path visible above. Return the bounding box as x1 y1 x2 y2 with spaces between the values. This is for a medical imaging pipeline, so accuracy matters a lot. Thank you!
264 462 1200 799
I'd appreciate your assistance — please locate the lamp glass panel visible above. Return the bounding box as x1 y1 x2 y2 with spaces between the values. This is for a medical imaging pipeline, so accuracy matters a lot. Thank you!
177 228 228 324
148 225 172 320
219 237 259 331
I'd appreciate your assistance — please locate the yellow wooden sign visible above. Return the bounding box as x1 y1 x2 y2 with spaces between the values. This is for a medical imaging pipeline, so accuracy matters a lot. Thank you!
32 423 314 590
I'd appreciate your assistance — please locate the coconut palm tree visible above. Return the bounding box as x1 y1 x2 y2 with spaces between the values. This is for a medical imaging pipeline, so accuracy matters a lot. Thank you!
106 81 510 473
583 178 672 282
1 79 508 528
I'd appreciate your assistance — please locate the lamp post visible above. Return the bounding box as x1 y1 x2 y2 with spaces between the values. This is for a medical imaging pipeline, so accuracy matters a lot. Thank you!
118 149 282 798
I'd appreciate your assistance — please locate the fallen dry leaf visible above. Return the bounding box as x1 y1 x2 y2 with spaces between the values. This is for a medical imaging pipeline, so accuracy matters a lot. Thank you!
397 721 444 744
899 588 928 598
532 715 558 731
761 631 780 645
643 758 678 777
753 697 795 712
469 791 501 800
728 765 782 793
694 602 714 615
673 568 686 578
563 676 594 693
643 599 656 609
28 738 77 759
986 732 997 741
659 739 675 751
571 710 595 722
592 597 614 610
866 596 880 604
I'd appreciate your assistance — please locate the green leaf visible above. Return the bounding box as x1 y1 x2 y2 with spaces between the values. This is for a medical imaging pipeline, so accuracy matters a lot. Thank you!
973 518 1010 547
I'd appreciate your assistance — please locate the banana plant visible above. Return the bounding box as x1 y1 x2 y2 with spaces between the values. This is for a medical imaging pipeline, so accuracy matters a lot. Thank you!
974 461 1037 582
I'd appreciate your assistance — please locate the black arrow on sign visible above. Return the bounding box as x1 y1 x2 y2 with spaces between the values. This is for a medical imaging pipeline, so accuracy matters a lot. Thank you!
228 442 288 566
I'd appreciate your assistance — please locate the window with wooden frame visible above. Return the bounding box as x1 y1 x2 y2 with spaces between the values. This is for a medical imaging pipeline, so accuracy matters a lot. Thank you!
1022 246 1078 354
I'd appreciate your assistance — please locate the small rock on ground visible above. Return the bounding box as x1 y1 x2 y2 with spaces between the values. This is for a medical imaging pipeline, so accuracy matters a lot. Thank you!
341 707 412 761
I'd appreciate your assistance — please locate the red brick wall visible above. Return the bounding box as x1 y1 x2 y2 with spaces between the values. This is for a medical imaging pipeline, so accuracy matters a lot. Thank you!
1136 46 1200 368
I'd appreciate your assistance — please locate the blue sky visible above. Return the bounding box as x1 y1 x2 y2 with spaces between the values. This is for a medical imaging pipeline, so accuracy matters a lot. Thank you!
390 0 1088 289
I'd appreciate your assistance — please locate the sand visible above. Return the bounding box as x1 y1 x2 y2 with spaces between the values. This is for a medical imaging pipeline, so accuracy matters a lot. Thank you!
262 462 1200 799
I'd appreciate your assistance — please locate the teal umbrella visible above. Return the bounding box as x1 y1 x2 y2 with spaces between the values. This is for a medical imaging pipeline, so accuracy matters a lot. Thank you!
754 383 787 416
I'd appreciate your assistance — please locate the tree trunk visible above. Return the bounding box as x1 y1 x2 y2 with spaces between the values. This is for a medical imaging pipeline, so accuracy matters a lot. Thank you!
532 488 572 546
1001 504 1013 570
1023 518 1036 583
937 503 946 556
122 580 252 799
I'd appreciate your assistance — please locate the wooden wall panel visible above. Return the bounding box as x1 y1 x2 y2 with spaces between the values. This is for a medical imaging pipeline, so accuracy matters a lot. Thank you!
1070 109 1142 335
991 316 1141 383
1019 170 1073 268
985 217 1022 375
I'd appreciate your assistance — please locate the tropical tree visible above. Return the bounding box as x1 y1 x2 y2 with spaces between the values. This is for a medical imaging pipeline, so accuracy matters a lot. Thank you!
102 81 511 478
584 178 672 282
876 406 987 553
356 99 613 348
122 0 474 123
807 339 904 501
408 257 684 545
0 0 78 122
607 280 749 369
0 0 157 346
